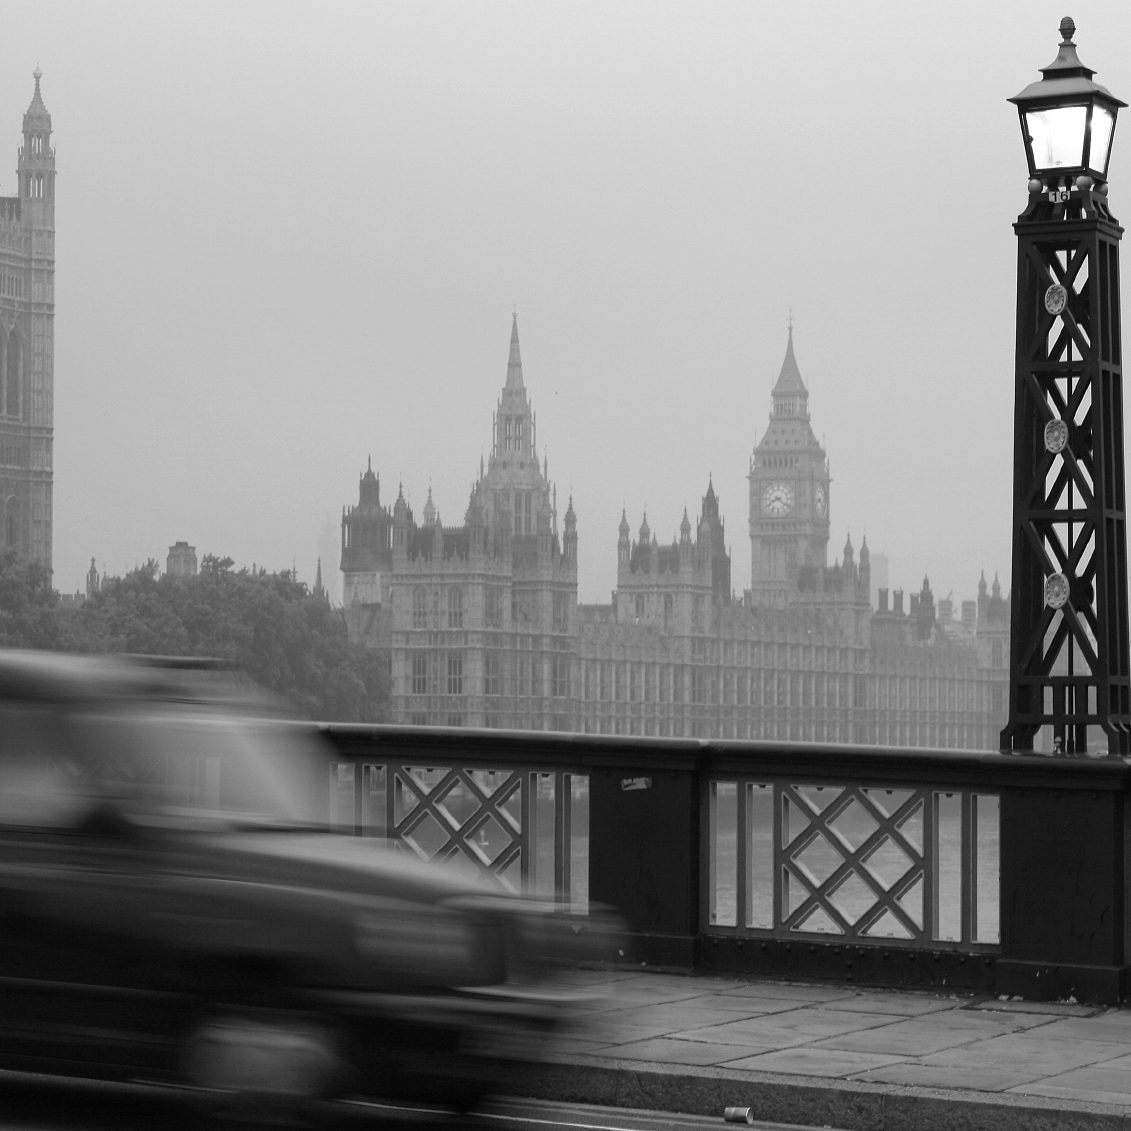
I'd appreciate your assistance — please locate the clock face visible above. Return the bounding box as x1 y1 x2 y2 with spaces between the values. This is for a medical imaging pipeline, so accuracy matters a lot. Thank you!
1044 418 1069 454
762 481 794 516
814 485 828 517
1045 571 1070 609
1044 284 1067 316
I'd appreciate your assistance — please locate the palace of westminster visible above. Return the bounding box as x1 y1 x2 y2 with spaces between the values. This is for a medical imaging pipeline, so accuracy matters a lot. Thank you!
0 77 1009 749
341 316 1010 749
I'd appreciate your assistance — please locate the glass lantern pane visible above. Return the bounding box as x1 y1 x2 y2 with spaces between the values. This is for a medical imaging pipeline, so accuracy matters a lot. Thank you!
1090 106 1116 176
1025 105 1087 170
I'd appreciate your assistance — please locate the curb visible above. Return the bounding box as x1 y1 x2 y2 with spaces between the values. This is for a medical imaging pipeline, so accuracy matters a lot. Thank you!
515 1055 1131 1131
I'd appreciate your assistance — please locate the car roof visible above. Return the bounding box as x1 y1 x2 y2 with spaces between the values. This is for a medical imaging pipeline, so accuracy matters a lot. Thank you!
0 649 281 711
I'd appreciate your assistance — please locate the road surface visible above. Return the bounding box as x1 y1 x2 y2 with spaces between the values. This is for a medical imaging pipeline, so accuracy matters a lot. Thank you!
0 1074 844 1131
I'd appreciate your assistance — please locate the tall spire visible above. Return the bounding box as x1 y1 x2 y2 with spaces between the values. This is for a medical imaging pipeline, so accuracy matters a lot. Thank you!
23 67 51 131
492 312 535 462
772 324 807 397
506 311 524 391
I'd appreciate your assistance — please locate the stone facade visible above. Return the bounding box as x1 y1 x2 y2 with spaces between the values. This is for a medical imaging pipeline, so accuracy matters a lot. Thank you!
0 72 55 571
343 321 1010 749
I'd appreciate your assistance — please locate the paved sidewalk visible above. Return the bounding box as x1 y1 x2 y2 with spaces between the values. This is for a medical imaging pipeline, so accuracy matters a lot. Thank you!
518 968 1131 1131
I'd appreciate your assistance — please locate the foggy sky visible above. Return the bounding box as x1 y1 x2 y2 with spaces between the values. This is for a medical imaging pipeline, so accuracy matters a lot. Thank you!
3 1 1127 607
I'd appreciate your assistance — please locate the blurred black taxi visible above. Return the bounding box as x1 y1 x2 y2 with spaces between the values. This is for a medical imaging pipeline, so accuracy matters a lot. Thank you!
0 649 614 1116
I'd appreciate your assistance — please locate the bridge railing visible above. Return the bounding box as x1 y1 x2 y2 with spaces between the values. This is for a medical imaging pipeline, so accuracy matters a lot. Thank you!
315 723 1131 1004
326 756 590 909
707 777 999 949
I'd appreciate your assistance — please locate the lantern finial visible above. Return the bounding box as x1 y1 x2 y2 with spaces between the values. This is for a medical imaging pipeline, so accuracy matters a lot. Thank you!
1059 17 1076 44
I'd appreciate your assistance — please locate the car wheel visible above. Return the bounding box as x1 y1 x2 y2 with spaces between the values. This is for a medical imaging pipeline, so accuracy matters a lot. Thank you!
181 1005 344 1125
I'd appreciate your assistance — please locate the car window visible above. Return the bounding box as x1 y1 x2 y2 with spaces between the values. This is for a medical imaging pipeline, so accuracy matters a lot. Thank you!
67 707 324 830
0 703 89 828
0 692 326 834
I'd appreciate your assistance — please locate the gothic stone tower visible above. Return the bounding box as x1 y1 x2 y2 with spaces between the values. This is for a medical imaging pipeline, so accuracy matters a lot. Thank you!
340 458 394 646
466 313 578 730
345 315 579 730
0 71 54 570
748 329 830 607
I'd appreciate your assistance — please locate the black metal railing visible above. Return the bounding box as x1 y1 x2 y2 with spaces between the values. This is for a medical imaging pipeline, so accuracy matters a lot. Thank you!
315 723 1131 1003
328 757 589 909
707 778 998 949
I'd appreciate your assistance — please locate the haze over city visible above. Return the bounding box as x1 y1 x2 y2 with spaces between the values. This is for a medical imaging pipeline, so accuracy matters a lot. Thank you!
4 0 1130 605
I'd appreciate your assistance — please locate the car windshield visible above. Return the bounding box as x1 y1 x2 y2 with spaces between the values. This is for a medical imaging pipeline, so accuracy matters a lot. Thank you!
59 706 326 832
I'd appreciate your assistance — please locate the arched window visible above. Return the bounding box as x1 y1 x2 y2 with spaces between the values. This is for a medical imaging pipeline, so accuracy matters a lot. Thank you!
5 332 19 419
447 586 463 629
4 499 17 550
412 586 428 629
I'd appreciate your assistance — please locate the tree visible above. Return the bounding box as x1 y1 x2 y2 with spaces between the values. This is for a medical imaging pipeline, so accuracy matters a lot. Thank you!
78 560 191 655
3 555 390 723
0 550 68 649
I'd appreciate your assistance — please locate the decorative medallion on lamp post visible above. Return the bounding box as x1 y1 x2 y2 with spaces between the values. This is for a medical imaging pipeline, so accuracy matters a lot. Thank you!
1000 18 1131 755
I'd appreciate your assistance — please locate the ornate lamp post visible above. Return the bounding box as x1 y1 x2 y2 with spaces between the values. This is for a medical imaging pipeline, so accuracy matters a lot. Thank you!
1000 18 1131 756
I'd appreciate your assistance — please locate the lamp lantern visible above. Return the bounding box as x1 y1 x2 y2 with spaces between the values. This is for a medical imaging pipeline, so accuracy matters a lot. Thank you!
1010 16 1125 190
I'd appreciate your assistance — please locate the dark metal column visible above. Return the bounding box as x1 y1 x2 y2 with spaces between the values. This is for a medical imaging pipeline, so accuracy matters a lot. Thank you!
1000 188 1131 754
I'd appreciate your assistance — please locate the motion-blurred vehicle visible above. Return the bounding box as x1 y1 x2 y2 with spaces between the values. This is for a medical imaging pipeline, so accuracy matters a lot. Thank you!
0 650 614 1118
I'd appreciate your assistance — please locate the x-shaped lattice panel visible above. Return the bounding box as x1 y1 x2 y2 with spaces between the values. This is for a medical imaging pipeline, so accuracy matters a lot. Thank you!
780 785 925 941
391 764 524 889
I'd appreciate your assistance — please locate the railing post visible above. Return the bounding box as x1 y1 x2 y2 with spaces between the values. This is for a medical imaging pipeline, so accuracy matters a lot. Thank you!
587 747 702 968
994 757 1131 1003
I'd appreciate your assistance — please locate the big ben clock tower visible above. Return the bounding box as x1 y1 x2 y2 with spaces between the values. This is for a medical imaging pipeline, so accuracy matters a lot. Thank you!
748 327 830 607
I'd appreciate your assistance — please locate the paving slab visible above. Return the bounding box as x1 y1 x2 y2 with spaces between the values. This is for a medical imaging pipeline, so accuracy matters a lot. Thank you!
721 1046 907 1077
854 1059 1063 1092
965 996 1104 1017
1021 1013 1131 1042
722 981 858 1003
584 1037 755 1066
921 1033 1129 1074
1015 1064 1131 1106
815 1012 1058 1058
677 1007 906 1046
825 992 960 1017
